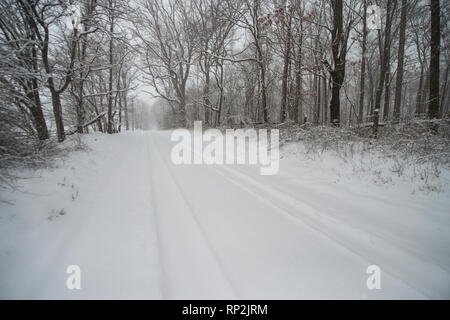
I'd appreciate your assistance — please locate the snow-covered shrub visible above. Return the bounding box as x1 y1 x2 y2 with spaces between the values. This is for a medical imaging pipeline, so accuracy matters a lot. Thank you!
278 120 450 192
0 127 89 190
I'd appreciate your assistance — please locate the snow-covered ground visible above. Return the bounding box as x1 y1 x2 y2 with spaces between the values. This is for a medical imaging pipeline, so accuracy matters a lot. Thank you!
0 130 449 299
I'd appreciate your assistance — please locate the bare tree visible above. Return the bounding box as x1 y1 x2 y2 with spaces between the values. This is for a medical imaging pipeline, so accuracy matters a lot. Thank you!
429 0 441 118
393 0 409 123
358 0 367 124
277 1 293 123
70 0 98 133
232 0 270 123
373 0 395 135
133 0 198 127
18 0 79 142
325 0 354 126
0 0 49 140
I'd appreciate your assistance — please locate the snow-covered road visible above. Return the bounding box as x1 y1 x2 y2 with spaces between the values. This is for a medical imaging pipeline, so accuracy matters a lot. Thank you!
1 131 449 299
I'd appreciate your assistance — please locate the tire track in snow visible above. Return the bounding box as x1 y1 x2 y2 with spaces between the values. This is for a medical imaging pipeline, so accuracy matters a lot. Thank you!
230 164 450 274
24 136 141 298
158 129 433 298
207 163 443 299
148 133 239 299
15 134 164 298
142 131 167 299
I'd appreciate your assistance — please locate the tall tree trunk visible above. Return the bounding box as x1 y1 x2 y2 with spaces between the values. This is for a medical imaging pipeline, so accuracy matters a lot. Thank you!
49 88 65 142
440 64 449 117
29 25 49 140
428 0 441 118
373 0 394 135
367 55 375 115
117 74 122 132
216 61 224 126
383 68 390 121
415 66 425 115
280 10 292 123
76 0 97 133
203 69 211 125
358 0 367 124
259 58 268 123
28 87 49 140
288 70 295 121
316 72 321 124
27 71 49 140
323 72 328 123
294 27 303 123
329 72 343 126
124 78 129 131
393 0 408 123
422 69 431 115
253 0 268 123
178 95 187 127
107 0 115 134
328 0 348 126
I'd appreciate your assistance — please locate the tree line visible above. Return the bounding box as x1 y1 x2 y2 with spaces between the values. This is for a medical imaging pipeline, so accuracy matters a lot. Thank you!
137 0 447 130
0 0 140 145
0 0 447 146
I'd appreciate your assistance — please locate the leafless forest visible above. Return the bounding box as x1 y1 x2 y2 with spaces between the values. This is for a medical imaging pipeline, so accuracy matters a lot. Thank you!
0 0 448 166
